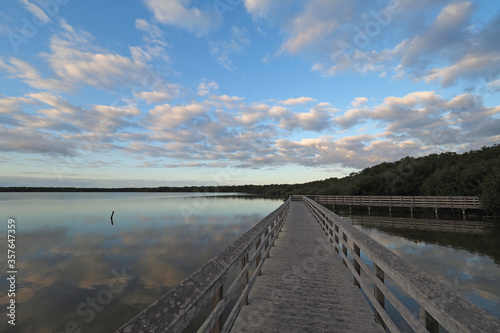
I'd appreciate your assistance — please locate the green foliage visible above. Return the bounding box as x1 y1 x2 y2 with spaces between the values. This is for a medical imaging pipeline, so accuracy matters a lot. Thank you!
480 165 500 215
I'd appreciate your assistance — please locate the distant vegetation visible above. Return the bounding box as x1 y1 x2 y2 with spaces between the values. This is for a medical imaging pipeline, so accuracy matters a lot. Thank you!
2 144 500 215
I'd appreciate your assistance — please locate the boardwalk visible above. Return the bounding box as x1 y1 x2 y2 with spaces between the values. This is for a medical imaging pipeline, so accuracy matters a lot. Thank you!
116 196 500 333
231 201 384 333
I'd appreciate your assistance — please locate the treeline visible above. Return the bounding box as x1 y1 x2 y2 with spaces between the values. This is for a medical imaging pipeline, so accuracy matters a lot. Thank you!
2 144 499 214
268 144 500 214
246 144 500 214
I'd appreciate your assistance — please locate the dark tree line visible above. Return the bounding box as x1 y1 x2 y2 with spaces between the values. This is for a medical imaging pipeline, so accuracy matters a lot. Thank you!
2 144 499 214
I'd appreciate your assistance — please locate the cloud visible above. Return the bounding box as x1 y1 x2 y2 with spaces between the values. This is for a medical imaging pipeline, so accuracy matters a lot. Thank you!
2 20 151 92
0 127 78 156
144 0 220 36
335 90 500 151
135 18 163 38
280 103 337 132
351 97 368 107
280 97 315 106
243 0 273 18
392 2 500 86
488 80 500 92
44 28 148 89
197 80 219 96
336 91 444 129
134 84 181 104
422 53 500 87
246 0 500 89
209 94 244 109
395 2 474 69
149 102 208 130
209 26 250 70
1 57 64 91
282 19 337 55
269 135 423 169
19 0 51 24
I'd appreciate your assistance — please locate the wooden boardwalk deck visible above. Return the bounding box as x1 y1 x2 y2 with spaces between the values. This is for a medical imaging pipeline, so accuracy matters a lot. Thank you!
231 201 384 333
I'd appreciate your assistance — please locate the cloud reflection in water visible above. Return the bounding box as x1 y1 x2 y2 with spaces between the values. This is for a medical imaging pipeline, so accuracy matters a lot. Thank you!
0 193 281 332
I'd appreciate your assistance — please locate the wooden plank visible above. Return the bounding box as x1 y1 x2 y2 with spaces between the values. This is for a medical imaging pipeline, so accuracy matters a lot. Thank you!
231 201 384 333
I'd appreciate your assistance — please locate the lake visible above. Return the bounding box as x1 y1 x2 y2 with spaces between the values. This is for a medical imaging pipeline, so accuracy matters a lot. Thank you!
0 192 282 333
335 208 500 326
0 193 498 332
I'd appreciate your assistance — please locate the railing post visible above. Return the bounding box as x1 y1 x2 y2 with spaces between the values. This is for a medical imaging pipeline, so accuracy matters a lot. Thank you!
241 253 249 305
272 218 278 244
210 285 224 333
342 232 348 267
265 228 270 258
374 264 386 328
420 307 439 333
334 225 339 253
353 244 360 288
256 238 262 276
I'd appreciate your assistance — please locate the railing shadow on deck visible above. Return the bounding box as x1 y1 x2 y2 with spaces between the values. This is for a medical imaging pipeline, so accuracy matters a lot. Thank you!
115 198 290 333
301 195 500 333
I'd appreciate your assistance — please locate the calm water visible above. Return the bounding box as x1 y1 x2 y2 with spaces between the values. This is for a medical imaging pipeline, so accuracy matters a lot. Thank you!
0 192 282 333
1 194 499 332
336 210 500 322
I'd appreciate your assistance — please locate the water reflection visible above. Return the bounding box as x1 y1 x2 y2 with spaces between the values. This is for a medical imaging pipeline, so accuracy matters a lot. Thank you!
0 193 281 333
350 215 497 235
340 213 500 319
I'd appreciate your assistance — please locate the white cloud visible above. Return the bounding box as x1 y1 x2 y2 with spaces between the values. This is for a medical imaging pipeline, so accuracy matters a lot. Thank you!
280 97 315 106
149 102 208 130
210 94 244 106
209 26 250 70
336 91 445 129
197 80 219 96
488 80 500 92
2 57 64 91
422 53 500 87
243 0 273 18
351 97 368 107
0 127 78 156
134 88 180 104
0 96 35 114
282 19 337 55
395 1 473 69
281 103 337 132
19 0 51 24
44 23 148 89
135 18 162 38
246 0 500 89
144 0 220 36
2 20 151 92
130 46 153 63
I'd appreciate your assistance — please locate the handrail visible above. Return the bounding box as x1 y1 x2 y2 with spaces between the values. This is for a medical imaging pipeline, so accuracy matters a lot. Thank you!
301 196 500 333
115 198 291 333
309 195 482 209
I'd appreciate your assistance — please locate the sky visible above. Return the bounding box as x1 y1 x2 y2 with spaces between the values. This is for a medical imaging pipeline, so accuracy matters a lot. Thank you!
0 0 499 188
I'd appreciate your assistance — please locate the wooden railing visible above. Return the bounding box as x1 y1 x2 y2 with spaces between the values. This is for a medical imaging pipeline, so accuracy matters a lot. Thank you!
305 195 482 209
115 198 290 333
301 196 500 333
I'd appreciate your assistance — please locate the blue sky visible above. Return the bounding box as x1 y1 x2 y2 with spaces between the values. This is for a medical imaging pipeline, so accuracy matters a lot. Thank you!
1 0 499 187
